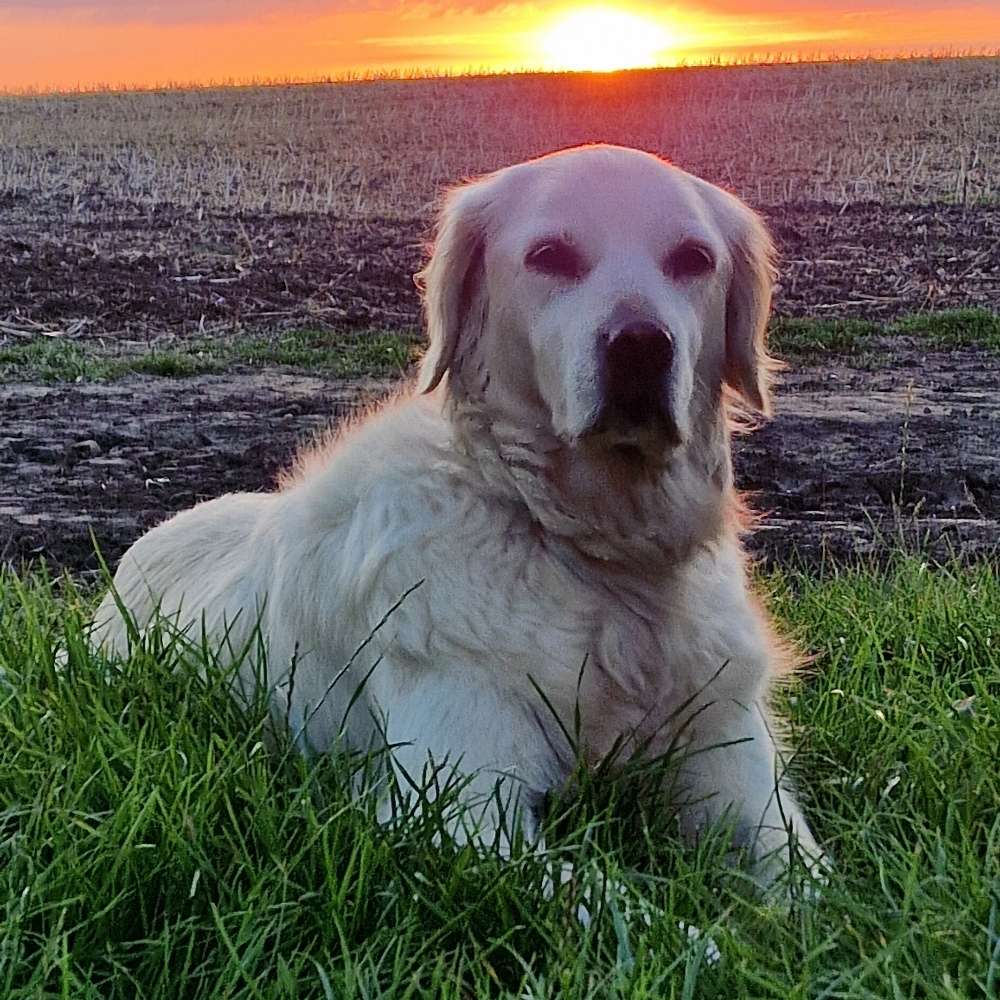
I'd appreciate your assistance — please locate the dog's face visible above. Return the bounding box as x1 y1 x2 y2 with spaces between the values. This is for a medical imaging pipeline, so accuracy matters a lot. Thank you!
418 145 775 455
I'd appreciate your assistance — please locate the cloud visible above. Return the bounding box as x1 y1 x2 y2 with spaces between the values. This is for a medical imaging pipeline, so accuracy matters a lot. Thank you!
3 0 404 26
6 0 992 27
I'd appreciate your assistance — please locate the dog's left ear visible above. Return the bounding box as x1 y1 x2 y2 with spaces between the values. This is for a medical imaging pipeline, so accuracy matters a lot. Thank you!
722 202 778 416
415 177 495 394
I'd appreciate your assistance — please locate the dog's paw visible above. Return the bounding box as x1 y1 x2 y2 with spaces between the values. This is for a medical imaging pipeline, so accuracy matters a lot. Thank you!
541 859 608 927
749 838 832 908
541 861 722 967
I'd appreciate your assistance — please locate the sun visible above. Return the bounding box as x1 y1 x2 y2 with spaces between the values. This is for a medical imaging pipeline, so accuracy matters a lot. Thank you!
537 5 675 72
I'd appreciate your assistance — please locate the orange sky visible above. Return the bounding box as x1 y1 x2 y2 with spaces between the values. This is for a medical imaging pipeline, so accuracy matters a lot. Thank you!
2 2 999 91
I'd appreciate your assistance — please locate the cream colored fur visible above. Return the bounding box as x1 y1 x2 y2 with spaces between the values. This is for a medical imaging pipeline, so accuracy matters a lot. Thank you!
92 144 822 885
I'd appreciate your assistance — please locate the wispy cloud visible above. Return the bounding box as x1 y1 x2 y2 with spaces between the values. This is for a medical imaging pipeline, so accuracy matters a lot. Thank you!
4 0 403 25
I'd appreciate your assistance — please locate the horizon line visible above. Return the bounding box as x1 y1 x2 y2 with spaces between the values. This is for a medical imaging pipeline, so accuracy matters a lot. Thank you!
3 47 998 99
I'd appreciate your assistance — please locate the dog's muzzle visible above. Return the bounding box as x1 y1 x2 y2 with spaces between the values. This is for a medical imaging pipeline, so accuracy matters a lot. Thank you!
595 316 680 444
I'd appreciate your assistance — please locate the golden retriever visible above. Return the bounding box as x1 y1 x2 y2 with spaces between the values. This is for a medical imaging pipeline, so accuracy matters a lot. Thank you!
92 144 823 887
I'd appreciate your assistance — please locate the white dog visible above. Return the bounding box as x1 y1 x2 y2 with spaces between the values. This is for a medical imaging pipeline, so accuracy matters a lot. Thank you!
92 144 822 886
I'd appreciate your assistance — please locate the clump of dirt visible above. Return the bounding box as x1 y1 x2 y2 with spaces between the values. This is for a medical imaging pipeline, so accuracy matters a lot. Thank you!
2 350 997 576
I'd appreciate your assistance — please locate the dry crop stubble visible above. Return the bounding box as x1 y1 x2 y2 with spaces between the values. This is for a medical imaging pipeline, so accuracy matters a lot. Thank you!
1 57 998 218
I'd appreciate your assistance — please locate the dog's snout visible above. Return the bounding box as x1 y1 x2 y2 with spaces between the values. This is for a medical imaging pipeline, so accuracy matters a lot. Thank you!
606 321 674 376
598 318 678 435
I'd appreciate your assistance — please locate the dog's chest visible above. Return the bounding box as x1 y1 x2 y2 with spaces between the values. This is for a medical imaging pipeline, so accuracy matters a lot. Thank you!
588 589 671 697
405 520 678 720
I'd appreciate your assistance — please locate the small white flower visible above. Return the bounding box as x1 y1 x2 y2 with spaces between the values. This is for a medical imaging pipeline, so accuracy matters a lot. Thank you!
678 920 721 967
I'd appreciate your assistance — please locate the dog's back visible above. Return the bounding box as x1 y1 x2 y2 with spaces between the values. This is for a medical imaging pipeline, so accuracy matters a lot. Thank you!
91 491 278 663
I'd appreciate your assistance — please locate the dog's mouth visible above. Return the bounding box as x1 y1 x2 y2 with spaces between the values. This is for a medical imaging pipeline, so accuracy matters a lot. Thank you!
590 395 681 446
595 375 682 440
588 361 683 453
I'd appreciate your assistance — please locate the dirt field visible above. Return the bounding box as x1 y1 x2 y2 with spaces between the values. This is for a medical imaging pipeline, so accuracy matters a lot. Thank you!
4 341 997 574
1 59 998 573
1 198 998 342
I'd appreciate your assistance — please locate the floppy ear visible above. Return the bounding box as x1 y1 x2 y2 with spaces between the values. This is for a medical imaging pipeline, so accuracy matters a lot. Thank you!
415 179 494 394
723 204 778 416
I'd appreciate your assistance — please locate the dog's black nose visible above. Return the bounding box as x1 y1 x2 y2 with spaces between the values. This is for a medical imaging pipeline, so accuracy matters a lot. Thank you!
603 321 674 426
606 321 674 377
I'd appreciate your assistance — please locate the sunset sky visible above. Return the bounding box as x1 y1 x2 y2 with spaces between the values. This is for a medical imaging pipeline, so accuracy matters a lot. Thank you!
2 1 999 91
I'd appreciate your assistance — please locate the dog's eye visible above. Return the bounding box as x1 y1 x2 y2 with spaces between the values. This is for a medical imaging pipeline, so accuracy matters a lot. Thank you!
525 240 584 280
667 243 715 280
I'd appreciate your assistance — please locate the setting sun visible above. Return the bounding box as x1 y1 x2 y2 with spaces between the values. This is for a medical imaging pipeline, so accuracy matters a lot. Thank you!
537 5 675 73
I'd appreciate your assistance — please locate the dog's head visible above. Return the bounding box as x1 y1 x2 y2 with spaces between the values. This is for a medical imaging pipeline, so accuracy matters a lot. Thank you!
417 144 776 457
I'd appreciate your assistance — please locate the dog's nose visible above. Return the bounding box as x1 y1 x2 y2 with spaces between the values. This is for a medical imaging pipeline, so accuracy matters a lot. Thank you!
600 320 675 430
606 321 674 377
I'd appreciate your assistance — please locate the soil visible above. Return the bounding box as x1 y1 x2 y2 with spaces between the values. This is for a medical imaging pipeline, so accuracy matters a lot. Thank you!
2 348 997 576
1 197 998 341
742 348 999 566
1 195 997 574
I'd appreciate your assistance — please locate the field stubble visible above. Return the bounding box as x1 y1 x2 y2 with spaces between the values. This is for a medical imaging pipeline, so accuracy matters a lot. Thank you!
0 58 998 346
1 57 998 214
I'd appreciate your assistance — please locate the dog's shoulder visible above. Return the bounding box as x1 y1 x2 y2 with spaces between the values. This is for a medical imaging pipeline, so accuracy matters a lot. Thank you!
282 394 451 507
277 392 489 580
660 539 793 693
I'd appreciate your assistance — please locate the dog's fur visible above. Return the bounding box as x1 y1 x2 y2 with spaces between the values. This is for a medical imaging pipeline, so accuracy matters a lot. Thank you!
92 144 822 883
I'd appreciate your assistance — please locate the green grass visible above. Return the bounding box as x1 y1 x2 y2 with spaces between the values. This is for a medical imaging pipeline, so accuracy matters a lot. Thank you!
888 309 1000 350
1 556 998 997
0 309 997 383
0 339 123 382
231 328 418 377
769 316 881 357
771 307 1000 359
0 327 421 383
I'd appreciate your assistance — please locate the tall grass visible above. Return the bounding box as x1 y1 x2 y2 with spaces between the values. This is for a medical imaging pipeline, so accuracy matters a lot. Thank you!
1 555 997 997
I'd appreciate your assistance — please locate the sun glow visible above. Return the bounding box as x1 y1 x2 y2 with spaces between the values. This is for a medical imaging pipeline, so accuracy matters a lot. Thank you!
537 5 675 72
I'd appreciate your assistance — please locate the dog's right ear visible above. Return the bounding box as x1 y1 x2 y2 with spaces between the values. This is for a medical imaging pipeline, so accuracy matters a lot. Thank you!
415 179 494 394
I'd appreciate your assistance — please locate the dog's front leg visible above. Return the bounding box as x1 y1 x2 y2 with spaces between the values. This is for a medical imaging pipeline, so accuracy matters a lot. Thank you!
367 666 565 855
673 698 827 891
